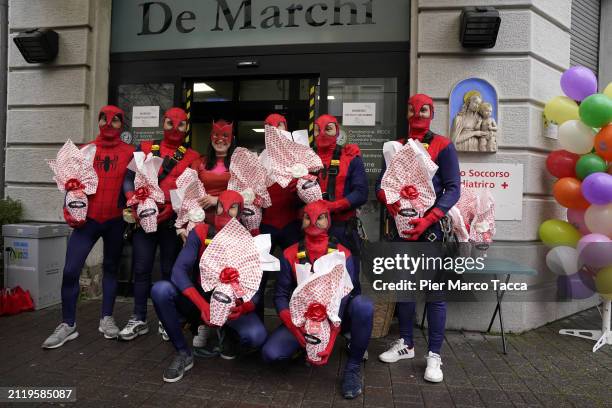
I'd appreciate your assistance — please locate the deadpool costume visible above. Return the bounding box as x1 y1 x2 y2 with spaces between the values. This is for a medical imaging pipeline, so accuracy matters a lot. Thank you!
260 113 303 251
375 94 461 383
314 114 368 274
191 121 234 225
261 200 373 399
122 107 200 340
151 190 267 382
42 105 135 349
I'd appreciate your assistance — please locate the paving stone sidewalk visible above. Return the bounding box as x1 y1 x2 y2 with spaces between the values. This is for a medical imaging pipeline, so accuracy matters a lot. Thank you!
0 299 611 407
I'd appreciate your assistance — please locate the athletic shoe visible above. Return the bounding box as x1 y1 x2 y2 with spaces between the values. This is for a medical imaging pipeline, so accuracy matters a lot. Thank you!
158 322 169 342
42 323 79 349
378 338 415 363
192 324 210 348
98 316 119 339
119 318 149 341
219 328 238 360
162 352 194 383
342 365 363 399
424 351 443 383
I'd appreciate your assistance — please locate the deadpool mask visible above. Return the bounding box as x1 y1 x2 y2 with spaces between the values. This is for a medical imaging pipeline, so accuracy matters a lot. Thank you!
98 105 124 140
302 200 331 237
214 190 244 231
265 113 287 131
163 107 188 145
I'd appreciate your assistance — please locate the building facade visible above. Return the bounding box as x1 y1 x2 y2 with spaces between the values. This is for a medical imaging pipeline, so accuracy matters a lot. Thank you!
4 0 610 331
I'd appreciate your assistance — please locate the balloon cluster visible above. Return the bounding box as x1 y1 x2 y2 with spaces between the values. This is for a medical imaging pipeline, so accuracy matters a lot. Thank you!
541 66 612 301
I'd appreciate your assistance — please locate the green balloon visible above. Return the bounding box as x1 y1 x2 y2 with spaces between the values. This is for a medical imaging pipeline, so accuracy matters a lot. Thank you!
579 94 612 128
575 153 608 180
538 219 581 247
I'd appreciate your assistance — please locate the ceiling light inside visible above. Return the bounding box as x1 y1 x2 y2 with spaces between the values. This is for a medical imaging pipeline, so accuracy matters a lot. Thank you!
194 83 215 93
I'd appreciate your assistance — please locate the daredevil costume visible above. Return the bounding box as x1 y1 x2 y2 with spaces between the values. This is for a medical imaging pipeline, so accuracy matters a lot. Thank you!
122 107 200 340
42 105 135 349
375 94 461 383
261 200 373 399
151 190 267 382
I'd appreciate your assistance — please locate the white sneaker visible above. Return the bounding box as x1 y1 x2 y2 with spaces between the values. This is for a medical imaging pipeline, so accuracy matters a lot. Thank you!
378 338 415 363
119 318 149 341
42 323 79 349
98 316 119 339
193 325 210 348
158 322 169 341
424 351 443 383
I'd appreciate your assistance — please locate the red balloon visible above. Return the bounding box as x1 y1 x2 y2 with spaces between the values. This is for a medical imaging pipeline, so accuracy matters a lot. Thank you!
553 177 591 210
546 150 579 178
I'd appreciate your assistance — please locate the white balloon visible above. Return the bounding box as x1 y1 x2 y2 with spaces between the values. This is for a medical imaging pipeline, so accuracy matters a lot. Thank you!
545 246 579 276
558 120 596 154
585 203 612 237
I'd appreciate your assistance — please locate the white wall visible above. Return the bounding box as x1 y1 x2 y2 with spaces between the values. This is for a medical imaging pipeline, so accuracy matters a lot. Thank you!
412 0 599 332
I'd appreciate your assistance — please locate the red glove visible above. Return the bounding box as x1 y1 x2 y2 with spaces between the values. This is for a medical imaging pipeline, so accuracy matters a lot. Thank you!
402 208 445 241
376 190 400 217
182 287 212 326
228 300 255 320
279 309 306 348
310 324 341 366
287 178 298 194
250 228 260 237
63 207 86 228
157 203 174 224
325 198 350 213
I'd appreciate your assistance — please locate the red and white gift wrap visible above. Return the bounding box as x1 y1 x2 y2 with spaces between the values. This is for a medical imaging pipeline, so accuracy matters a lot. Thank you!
455 187 496 243
381 139 438 239
289 251 353 363
199 219 279 326
171 168 207 232
261 125 323 201
228 147 272 231
127 152 165 233
48 140 98 223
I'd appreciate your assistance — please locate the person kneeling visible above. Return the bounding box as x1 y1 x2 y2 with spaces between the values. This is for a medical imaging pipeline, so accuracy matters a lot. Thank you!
152 191 268 383
261 201 374 399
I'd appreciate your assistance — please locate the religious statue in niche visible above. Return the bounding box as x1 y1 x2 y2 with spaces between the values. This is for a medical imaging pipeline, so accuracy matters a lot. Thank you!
449 78 499 153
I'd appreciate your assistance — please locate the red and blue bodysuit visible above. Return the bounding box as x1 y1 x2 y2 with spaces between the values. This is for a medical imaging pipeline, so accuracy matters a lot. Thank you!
125 107 200 322
151 191 267 356
375 94 461 355
260 113 303 250
61 105 135 326
261 200 373 399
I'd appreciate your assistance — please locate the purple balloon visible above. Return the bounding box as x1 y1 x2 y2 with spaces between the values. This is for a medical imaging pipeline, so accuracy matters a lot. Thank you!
581 172 612 205
567 208 590 235
561 66 598 101
577 233 612 268
557 269 596 300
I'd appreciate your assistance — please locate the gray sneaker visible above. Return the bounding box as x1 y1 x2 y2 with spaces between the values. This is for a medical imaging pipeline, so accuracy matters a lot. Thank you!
98 316 119 339
119 318 149 341
42 323 79 349
163 352 194 383
192 324 210 348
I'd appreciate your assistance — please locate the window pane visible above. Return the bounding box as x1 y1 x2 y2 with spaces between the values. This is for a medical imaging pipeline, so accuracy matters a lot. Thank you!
193 81 233 102
240 79 289 101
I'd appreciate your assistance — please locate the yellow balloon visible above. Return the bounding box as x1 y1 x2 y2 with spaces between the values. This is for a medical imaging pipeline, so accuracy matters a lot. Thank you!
595 266 612 300
604 82 612 99
538 219 582 247
544 96 580 125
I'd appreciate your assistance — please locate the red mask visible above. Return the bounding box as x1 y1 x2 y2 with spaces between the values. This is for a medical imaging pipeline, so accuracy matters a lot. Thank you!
211 121 234 145
98 105 124 140
303 200 331 238
314 115 339 151
264 113 287 130
214 190 244 231
408 94 434 141
163 107 188 146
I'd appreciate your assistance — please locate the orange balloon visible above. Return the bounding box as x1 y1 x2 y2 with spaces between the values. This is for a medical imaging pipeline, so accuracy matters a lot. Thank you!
553 177 590 209
594 125 612 161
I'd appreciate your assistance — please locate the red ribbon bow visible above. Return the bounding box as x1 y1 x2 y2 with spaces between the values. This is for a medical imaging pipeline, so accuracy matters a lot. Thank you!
65 178 85 192
304 302 327 322
400 185 420 200
219 267 244 298
134 187 151 202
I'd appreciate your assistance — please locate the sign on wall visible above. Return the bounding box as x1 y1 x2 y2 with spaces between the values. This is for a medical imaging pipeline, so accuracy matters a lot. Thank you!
111 0 411 53
342 103 376 126
459 162 524 221
132 106 160 128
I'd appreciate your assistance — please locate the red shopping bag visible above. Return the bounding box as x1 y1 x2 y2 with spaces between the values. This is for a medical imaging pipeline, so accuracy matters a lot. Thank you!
0 289 5 316
13 286 34 312
1 288 21 315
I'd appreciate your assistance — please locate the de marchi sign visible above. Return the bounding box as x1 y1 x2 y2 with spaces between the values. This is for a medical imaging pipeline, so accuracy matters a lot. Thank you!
138 0 376 35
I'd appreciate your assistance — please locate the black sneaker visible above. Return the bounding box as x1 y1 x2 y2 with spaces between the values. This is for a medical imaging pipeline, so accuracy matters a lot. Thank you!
219 328 239 360
163 352 194 383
